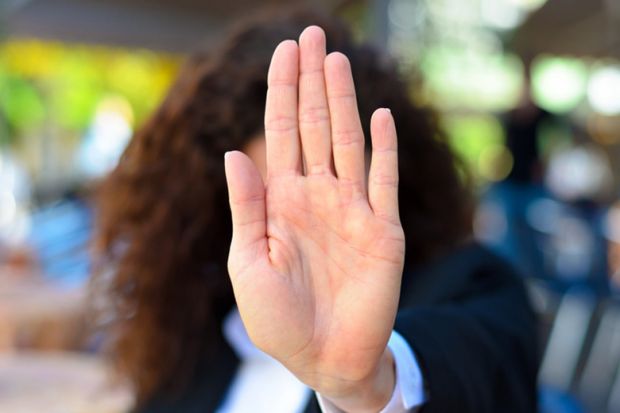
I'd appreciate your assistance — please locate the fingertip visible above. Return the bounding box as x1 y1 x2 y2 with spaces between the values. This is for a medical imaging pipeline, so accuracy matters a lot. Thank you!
270 39 299 68
224 150 242 164
324 52 354 89
371 107 392 121
325 51 351 70
299 25 326 46
371 108 397 148
224 150 253 178
274 39 299 55
268 40 299 84
224 150 264 199
224 150 240 179
371 108 394 129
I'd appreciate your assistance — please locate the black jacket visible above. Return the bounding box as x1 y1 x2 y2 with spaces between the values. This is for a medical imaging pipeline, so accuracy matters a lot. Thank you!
140 243 539 413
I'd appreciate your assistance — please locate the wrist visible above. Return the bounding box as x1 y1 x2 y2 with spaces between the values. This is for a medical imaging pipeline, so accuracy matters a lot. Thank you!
321 348 396 413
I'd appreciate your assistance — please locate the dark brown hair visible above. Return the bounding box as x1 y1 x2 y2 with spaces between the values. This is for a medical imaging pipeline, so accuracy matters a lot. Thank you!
94 8 472 406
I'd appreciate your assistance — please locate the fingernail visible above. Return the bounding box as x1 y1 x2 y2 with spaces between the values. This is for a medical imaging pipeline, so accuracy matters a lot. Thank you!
383 108 391 113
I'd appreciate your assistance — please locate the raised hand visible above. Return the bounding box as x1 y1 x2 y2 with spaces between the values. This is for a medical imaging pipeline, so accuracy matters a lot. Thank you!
224 26 405 411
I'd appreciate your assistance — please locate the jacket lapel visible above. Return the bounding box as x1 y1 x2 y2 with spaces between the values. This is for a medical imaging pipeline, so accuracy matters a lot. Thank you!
302 395 321 413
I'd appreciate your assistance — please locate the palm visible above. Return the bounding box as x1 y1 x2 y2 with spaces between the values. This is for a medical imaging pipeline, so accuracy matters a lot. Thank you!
225 26 404 394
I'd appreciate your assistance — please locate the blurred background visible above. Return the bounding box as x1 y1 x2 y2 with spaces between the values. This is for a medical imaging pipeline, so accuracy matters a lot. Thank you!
0 0 619 412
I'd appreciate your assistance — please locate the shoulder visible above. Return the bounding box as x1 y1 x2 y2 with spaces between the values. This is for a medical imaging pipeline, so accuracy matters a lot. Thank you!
400 241 525 307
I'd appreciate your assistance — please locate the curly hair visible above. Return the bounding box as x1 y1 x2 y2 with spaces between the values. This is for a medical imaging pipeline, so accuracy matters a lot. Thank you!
93 7 473 406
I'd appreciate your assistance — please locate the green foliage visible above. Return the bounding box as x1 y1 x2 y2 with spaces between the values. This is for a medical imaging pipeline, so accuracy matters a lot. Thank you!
0 39 179 148
0 69 46 141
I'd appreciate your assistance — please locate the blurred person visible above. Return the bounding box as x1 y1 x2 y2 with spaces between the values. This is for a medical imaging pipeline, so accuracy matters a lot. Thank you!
478 98 611 293
606 200 620 291
543 137 612 292
476 98 554 281
94 9 538 413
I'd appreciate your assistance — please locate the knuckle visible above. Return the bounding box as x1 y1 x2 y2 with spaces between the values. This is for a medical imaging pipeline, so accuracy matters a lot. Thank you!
372 146 398 155
305 163 331 176
371 174 399 187
265 115 297 133
300 68 324 78
337 177 365 200
268 79 297 88
299 105 330 125
236 217 264 228
329 90 356 101
231 192 264 206
333 129 363 147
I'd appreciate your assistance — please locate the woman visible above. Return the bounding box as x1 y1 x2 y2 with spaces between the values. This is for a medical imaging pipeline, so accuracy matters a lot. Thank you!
95 8 538 413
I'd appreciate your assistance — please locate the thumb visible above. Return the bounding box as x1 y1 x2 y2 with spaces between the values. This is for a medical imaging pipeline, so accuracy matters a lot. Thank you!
224 151 267 268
